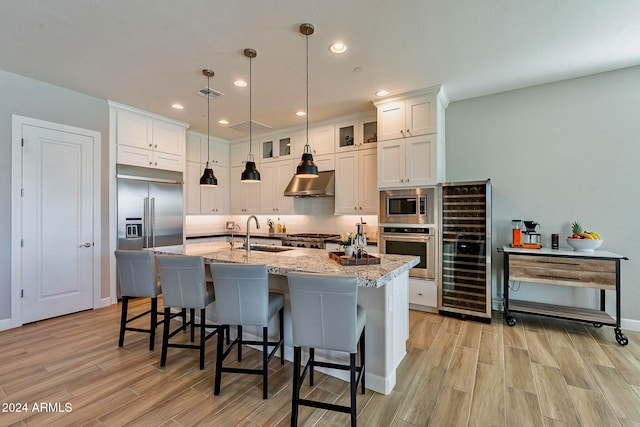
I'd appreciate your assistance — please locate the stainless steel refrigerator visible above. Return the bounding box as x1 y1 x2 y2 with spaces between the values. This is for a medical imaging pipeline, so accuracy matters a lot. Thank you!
117 164 184 250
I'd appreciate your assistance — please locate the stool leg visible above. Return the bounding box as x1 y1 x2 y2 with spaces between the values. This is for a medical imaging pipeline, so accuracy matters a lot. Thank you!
118 296 129 347
199 308 206 370
214 324 224 395
181 308 187 331
149 297 157 351
309 348 315 386
291 346 301 427
160 307 171 367
350 352 357 427
190 308 196 342
279 307 285 365
262 326 268 399
237 325 243 362
360 327 365 394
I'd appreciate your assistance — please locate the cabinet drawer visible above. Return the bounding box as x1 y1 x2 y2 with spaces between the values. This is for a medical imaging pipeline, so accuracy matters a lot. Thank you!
509 254 616 290
409 279 436 307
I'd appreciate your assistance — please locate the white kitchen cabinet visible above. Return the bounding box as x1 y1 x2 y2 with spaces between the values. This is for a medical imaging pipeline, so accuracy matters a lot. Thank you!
335 148 377 215
201 166 229 214
114 105 187 171
187 132 229 167
231 140 261 168
259 160 295 214
230 165 261 214
260 134 294 163
335 114 377 153
185 160 202 214
376 94 436 141
314 154 335 172
409 278 437 311
377 134 439 188
295 125 334 157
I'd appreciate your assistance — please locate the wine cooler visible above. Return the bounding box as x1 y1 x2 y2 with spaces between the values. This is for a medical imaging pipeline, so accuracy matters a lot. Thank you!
438 179 492 321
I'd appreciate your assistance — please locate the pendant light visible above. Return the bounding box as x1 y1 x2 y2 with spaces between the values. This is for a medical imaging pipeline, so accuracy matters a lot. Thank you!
296 23 319 178
199 69 218 187
240 48 261 183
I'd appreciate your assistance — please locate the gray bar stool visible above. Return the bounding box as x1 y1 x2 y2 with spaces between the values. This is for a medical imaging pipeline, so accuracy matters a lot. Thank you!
115 249 186 351
156 255 221 370
209 263 285 399
287 272 366 427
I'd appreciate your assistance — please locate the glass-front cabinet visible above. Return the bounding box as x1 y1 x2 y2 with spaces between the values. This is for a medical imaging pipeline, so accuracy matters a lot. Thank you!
335 114 377 152
261 134 294 162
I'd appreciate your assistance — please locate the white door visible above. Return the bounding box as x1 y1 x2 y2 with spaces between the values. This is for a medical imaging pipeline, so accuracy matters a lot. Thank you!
21 124 95 323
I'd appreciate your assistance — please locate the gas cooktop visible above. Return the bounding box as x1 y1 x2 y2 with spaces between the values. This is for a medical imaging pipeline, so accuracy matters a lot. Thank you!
286 233 341 239
281 233 341 249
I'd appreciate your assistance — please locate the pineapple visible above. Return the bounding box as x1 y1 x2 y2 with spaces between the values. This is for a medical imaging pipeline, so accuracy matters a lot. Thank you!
571 221 582 238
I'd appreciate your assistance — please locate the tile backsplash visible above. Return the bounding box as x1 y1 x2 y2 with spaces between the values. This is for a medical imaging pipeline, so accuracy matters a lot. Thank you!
186 198 378 239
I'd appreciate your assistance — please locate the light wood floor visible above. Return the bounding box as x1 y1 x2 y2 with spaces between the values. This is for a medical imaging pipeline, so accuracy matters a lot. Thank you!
1 301 640 427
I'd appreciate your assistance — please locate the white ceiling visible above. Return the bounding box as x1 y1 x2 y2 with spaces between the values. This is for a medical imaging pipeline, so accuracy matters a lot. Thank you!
1 0 639 140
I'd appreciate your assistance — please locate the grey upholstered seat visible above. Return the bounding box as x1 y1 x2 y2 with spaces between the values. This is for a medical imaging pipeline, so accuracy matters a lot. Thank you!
287 272 366 427
209 263 285 399
156 255 220 370
115 250 163 350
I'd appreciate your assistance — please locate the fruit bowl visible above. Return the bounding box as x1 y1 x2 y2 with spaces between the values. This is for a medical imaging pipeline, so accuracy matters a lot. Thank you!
566 238 603 252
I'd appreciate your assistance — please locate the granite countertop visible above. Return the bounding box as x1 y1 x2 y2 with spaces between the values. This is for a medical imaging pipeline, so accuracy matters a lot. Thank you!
186 231 377 245
154 241 417 288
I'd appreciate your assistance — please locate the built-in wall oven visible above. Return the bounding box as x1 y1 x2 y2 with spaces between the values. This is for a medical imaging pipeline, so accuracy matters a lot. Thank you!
379 227 435 279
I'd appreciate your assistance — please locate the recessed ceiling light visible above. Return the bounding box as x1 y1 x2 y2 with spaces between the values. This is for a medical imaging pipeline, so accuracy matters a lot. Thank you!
218 119 229 125
296 111 306 116
329 42 347 54
375 90 389 97
171 103 184 110
353 67 362 72
234 80 247 87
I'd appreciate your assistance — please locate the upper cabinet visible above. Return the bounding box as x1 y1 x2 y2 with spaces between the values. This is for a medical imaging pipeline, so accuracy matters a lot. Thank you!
374 87 448 188
335 148 378 215
111 103 189 172
335 114 378 152
294 125 334 156
260 134 295 163
186 132 229 167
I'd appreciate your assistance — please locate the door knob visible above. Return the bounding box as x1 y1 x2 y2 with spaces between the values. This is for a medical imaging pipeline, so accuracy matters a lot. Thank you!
78 242 92 248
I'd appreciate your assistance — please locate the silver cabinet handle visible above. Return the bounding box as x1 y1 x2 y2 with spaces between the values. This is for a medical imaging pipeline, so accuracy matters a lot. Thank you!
78 242 92 248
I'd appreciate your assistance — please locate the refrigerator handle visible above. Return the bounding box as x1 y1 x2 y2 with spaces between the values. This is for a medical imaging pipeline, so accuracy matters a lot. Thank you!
150 197 156 248
144 197 150 248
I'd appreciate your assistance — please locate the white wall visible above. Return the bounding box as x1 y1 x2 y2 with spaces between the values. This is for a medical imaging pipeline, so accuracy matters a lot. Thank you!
0 70 110 322
446 65 640 324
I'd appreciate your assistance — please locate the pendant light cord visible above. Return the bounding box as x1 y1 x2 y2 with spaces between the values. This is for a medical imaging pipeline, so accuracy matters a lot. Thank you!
207 73 211 165
305 31 310 152
249 53 253 156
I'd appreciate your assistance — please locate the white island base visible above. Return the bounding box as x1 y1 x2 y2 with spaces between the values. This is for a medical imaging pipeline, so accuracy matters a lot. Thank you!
207 271 409 395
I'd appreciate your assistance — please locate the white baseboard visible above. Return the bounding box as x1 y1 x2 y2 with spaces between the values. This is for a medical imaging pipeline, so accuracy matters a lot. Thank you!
97 297 115 309
0 318 12 332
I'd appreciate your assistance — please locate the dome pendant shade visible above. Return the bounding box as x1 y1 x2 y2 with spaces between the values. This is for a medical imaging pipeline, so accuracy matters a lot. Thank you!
200 162 218 187
296 152 319 178
241 160 261 182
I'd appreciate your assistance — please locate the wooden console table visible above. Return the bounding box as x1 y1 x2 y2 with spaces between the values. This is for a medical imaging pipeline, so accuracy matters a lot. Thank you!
499 246 629 345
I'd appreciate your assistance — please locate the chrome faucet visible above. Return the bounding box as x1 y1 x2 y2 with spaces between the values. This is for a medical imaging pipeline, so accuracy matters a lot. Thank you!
246 215 260 255
228 223 242 249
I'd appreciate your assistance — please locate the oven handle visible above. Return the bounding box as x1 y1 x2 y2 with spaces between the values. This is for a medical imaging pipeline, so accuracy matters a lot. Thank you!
379 233 433 243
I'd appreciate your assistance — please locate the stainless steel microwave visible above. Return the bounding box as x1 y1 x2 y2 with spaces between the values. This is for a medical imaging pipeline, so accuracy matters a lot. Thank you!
379 188 435 225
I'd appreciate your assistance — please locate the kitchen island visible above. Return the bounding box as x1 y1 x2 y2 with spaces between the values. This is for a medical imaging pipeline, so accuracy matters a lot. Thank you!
155 241 420 394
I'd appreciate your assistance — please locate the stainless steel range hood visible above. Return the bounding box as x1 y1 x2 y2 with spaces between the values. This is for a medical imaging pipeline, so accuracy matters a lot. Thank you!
284 170 335 197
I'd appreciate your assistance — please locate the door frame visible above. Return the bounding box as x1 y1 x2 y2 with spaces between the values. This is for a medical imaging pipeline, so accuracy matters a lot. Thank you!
11 115 102 328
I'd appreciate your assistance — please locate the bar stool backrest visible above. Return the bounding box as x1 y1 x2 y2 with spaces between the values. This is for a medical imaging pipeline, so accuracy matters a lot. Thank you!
156 255 207 309
209 263 269 327
115 250 161 298
287 272 359 353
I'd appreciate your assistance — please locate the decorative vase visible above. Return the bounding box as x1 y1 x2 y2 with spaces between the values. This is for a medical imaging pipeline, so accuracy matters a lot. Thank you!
344 245 354 257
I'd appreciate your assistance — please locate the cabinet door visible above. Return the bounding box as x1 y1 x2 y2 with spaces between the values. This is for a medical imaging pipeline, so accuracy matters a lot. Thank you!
406 95 436 137
258 163 276 212
377 100 405 141
260 137 276 163
186 133 202 162
358 148 378 214
230 141 250 167
377 140 405 188
360 116 378 149
405 135 436 186
334 151 359 214
201 166 228 214
310 125 334 155
335 121 358 152
153 120 184 155
117 144 154 168
117 110 152 149
213 141 230 167
314 154 335 172
153 151 184 172
230 165 260 213
185 161 201 214
274 160 294 213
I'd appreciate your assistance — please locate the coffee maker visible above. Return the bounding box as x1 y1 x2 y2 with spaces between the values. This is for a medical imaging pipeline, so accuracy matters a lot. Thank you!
510 220 542 249
522 220 542 248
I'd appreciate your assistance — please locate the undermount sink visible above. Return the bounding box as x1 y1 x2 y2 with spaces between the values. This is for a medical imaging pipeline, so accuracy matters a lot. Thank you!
239 245 294 253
